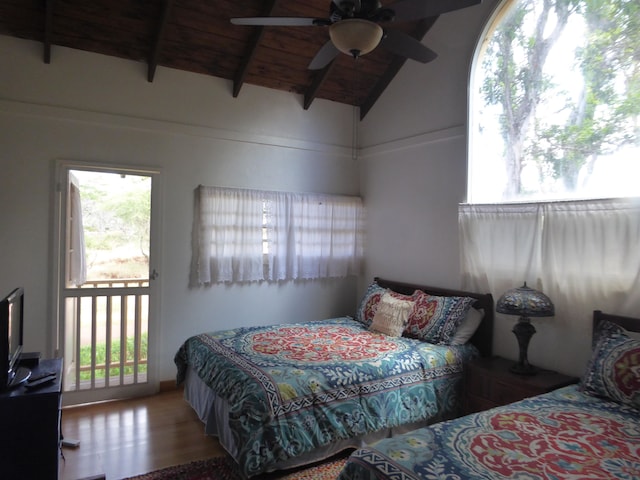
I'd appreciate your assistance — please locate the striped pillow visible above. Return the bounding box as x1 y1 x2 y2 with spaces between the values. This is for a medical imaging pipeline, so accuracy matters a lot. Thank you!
370 292 414 337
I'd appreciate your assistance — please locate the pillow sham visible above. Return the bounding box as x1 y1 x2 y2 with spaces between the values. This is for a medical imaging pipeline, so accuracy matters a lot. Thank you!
581 319 640 409
450 307 484 345
404 293 476 345
355 282 386 327
370 293 414 337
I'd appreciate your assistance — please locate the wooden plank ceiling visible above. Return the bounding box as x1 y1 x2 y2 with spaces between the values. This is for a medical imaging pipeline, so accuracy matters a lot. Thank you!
0 0 444 119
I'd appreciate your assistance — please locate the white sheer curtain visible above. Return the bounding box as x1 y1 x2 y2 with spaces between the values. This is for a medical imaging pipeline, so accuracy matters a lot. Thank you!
193 186 363 284
68 174 87 287
459 203 544 296
542 199 640 315
266 192 364 281
194 186 265 284
459 198 640 374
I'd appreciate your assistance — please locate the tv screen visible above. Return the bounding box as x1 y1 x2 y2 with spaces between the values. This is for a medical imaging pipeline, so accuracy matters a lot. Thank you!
1 287 27 388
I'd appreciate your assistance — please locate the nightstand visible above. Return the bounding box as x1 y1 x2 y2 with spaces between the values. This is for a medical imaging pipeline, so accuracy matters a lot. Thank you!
464 356 578 415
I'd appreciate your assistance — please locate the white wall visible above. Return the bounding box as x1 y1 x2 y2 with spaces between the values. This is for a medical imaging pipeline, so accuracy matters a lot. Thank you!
0 35 360 382
358 126 468 288
357 1 497 286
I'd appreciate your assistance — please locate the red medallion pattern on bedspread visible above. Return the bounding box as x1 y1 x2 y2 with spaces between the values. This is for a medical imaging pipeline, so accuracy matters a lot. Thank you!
175 317 479 478
249 325 401 361
338 385 640 480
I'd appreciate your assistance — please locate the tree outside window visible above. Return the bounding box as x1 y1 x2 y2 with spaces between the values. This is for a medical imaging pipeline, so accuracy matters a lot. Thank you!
469 0 640 203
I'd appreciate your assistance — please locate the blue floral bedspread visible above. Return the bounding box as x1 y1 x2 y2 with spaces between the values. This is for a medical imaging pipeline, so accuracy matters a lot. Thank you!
338 385 640 480
174 317 478 477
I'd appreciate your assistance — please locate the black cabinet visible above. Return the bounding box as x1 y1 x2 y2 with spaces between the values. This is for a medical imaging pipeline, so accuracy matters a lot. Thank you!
0 358 62 480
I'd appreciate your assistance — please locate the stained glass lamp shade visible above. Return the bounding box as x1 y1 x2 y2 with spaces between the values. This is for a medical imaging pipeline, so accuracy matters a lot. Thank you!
496 282 555 375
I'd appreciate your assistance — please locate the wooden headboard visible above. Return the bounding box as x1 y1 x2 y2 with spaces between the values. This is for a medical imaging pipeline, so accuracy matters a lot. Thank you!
593 310 640 335
374 277 494 357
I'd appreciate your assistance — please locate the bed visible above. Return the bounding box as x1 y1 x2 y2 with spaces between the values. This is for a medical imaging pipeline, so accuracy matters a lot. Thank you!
338 310 640 480
174 277 494 478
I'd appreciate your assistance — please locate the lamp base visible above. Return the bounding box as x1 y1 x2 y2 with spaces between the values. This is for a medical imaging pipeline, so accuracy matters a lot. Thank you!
510 362 538 376
511 316 537 376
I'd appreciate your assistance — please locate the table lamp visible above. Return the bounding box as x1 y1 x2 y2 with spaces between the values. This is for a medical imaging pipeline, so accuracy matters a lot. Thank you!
496 282 555 375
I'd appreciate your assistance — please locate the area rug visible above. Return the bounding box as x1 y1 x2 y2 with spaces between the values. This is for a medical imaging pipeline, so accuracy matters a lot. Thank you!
122 454 348 480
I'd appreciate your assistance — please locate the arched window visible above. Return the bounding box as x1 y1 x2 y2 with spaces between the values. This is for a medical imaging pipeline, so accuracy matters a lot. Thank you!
461 0 640 376
468 0 639 203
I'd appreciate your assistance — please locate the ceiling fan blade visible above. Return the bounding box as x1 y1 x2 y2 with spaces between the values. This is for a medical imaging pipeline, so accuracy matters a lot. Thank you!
230 17 324 26
308 41 341 70
380 29 437 63
388 0 481 21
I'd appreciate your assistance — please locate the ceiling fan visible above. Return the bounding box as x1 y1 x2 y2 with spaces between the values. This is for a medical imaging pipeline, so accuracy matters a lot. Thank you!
231 0 481 70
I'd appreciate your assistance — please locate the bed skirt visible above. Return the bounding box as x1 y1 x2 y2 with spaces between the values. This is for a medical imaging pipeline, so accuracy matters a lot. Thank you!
183 365 437 473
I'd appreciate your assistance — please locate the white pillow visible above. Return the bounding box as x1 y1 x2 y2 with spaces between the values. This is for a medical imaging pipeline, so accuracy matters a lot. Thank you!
450 307 484 345
370 293 414 337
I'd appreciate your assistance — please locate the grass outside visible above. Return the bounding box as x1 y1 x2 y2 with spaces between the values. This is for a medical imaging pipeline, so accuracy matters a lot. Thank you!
79 333 148 380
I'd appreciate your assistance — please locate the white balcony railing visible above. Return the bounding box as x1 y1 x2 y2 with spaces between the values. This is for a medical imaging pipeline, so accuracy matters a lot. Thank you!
62 279 149 392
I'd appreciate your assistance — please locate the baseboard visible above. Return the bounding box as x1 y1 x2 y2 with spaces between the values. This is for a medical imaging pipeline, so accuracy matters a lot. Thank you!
159 379 180 392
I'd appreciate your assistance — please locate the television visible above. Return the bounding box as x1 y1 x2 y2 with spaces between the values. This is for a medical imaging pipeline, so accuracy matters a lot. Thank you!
0 287 31 389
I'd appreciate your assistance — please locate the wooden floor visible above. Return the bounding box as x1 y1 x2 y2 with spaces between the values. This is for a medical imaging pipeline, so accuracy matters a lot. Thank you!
59 388 227 480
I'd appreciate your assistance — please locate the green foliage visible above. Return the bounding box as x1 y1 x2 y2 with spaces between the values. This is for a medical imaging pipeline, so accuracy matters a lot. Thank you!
104 186 151 255
78 333 148 381
479 0 639 198
74 172 151 280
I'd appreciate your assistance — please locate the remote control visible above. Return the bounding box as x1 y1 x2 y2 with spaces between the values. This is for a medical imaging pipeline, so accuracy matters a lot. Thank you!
25 373 57 388
29 371 56 382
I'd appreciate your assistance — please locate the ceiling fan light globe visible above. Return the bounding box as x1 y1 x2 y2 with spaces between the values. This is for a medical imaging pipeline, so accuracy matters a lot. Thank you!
329 19 383 57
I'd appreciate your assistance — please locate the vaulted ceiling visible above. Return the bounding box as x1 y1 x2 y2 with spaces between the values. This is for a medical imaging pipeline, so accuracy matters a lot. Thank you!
0 0 474 119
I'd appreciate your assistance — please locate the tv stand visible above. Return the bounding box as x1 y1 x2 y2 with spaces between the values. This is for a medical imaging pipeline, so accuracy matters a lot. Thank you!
8 365 32 387
0 358 62 479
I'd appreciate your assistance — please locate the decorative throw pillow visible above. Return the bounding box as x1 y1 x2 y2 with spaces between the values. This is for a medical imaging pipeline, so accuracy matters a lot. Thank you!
355 282 386 327
388 290 415 302
450 308 484 345
581 320 640 409
404 293 476 345
370 293 414 337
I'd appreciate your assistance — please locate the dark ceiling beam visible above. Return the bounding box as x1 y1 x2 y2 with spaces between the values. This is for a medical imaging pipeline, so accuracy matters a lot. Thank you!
148 0 174 82
303 59 337 110
359 17 438 120
43 0 55 63
233 0 279 98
